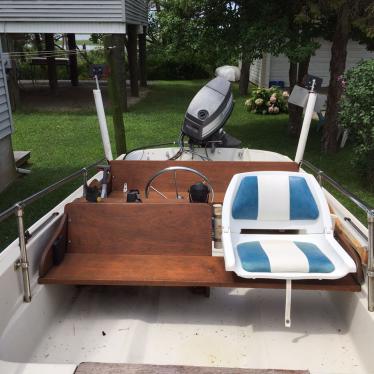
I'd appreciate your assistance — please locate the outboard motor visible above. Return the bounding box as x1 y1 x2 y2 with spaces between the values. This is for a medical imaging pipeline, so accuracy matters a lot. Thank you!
182 77 241 148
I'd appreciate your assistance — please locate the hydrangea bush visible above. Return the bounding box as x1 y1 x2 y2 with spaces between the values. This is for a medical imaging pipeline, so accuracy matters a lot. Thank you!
244 86 289 115
339 59 374 185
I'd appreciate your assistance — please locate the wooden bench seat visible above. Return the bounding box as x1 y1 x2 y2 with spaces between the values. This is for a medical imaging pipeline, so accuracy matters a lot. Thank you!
39 252 360 291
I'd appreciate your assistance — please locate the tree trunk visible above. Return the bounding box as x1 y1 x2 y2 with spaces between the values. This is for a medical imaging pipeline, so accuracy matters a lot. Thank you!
288 61 297 91
67 34 79 87
127 25 139 97
322 2 350 153
287 56 311 137
239 58 250 96
45 33 57 90
287 61 299 136
138 26 147 87
112 34 127 112
297 56 310 84
103 35 127 156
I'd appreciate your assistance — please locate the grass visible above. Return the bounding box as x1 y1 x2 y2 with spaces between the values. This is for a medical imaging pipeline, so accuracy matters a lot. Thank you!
0 80 373 251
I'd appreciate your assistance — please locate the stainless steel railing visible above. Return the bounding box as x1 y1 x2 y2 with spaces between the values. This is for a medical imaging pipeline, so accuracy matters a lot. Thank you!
0 159 104 302
302 159 374 311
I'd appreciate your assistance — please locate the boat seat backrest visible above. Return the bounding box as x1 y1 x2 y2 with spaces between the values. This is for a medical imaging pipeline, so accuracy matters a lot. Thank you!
222 171 332 234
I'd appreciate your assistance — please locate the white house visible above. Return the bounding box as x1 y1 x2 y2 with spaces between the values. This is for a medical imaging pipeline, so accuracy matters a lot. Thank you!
250 38 374 88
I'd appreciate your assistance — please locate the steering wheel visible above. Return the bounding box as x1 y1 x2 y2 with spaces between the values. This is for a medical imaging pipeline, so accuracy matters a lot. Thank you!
144 166 215 202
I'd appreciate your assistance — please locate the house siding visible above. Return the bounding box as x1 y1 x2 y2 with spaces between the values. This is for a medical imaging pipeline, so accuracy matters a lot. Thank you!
125 0 147 25
0 53 12 140
0 0 125 22
0 0 147 32
268 39 374 87
249 58 263 86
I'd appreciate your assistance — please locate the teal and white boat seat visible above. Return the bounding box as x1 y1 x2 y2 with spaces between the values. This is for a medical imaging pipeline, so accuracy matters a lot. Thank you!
222 171 356 326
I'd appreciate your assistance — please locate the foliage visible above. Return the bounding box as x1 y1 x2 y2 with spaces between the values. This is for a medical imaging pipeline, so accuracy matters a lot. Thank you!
147 0 290 79
339 59 374 184
245 87 289 115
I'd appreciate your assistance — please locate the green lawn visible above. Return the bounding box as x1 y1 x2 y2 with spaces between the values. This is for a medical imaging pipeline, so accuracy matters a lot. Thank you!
0 80 373 250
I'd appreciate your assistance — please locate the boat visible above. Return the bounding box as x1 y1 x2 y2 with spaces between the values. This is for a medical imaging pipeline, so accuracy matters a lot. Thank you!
0 77 373 374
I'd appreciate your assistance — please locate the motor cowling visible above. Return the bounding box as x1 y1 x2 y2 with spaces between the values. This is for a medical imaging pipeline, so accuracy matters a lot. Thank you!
182 77 240 148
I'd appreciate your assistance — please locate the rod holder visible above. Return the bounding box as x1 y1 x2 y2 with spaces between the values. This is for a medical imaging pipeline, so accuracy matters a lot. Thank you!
294 80 317 164
15 204 32 303
368 210 374 312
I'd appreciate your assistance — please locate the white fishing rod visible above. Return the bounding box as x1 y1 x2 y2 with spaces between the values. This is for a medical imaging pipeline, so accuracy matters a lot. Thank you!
93 75 113 162
294 78 318 164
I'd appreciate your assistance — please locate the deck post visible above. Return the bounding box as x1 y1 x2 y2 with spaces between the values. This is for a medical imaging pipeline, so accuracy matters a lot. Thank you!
67 33 79 86
368 210 374 312
138 26 147 87
127 24 139 97
45 33 57 90
103 34 127 155
15 205 31 303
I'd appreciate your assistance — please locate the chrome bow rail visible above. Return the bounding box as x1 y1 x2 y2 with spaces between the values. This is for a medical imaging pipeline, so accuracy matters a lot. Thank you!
302 160 374 312
0 159 104 302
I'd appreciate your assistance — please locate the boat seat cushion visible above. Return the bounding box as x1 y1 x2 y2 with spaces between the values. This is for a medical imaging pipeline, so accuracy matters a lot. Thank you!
237 240 335 273
232 175 319 221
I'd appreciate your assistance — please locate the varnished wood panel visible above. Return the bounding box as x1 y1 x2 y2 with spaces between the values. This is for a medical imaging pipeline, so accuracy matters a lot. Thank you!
76 362 309 374
39 253 360 292
110 160 299 193
65 202 212 256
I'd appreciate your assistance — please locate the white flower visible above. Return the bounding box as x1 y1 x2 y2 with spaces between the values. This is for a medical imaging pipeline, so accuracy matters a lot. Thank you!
273 106 280 113
255 98 264 106
282 91 289 98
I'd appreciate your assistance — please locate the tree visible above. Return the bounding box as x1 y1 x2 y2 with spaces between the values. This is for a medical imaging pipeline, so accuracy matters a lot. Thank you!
149 1 288 94
339 60 374 185
322 0 374 152
282 2 324 136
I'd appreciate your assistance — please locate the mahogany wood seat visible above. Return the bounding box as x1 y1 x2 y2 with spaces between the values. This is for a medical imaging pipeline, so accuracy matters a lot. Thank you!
39 252 360 291
38 201 360 291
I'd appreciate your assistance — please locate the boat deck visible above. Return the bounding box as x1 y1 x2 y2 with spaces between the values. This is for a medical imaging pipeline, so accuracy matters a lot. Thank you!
4 286 365 374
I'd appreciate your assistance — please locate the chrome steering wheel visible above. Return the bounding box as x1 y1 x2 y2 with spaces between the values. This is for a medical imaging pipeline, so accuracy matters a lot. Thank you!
144 166 214 202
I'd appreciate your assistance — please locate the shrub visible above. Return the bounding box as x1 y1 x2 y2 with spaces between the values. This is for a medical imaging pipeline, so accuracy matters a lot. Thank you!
339 59 374 185
244 86 289 115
